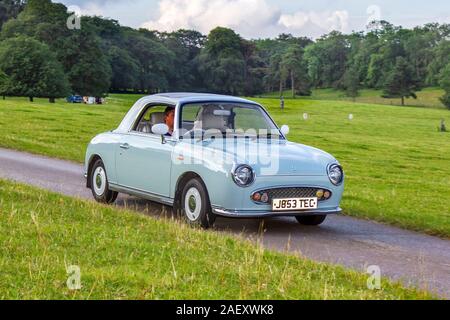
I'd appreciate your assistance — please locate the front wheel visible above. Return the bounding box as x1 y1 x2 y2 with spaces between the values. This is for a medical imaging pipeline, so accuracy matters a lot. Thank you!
296 215 327 226
90 159 118 204
181 178 216 229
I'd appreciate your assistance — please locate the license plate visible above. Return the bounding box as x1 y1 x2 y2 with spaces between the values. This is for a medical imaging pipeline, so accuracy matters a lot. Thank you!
272 198 318 211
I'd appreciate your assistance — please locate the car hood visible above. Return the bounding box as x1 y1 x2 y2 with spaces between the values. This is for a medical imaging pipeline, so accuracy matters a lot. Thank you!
190 139 336 176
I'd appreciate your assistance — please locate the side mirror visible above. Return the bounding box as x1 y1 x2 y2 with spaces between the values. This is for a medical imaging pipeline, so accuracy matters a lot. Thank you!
152 124 169 144
152 123 169 136
280 125 290 136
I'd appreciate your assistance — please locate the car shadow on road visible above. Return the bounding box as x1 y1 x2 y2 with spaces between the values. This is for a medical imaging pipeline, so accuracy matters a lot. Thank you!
114 194 340 239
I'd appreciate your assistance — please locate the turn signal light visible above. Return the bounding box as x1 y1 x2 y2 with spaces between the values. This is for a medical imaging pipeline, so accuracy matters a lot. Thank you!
324 191 331 199
316 189 324 198
252 193 261 201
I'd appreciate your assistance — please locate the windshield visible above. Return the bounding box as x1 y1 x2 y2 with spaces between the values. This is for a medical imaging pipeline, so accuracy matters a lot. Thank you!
180 102 282 139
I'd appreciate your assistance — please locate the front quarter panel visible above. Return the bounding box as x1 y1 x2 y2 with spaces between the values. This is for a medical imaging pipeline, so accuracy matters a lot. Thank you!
170 140 239 205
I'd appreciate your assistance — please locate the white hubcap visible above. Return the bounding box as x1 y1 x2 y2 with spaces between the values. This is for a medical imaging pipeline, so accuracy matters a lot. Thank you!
93 167 106 196
184 187 202 221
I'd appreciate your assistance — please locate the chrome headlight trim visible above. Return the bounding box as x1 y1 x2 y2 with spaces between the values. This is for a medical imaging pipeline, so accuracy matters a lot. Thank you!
232 164 255 187
327 163 344 186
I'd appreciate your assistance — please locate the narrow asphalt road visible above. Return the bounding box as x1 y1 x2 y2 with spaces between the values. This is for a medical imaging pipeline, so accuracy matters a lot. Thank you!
0 147 449 297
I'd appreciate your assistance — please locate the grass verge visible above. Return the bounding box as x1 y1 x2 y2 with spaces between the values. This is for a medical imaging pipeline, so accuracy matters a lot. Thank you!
0 179 433 299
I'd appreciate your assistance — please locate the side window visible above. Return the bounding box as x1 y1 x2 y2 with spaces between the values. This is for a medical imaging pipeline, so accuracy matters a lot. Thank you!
133 105 172 134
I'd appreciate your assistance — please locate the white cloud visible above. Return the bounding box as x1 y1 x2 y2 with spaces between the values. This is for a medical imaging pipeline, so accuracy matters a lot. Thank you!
64 0 351 38
75 2 103 16
278 10 349 34
141 0 281 38
61 0 155 28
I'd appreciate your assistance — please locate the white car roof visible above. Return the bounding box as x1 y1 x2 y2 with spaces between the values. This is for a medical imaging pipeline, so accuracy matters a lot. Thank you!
151 92 258 105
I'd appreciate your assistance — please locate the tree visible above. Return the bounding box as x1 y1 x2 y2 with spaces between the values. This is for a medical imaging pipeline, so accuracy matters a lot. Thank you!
426 41 450 86
304 32 350 89
280 45 311 97
61 26 112 97
343 66 360 101
366 53 384 88
109 46 140 92
197 27 246 95
404 27 436 86
125 30 174 93
0 0 26 30
263 52 283 94
1 1 112 96
158 29 205 91
1 0 70 48
0 36 70 102
240 39 265 96
0 69 10 99
383 56 420 106
439 63 450 109
254 34 312 95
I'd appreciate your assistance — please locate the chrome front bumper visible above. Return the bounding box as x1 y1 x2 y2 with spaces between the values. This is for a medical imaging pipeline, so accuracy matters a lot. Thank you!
211 206 343 218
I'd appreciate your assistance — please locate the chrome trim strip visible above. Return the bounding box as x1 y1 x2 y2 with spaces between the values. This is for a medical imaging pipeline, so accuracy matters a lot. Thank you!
109 183 174 206
211 206 342 218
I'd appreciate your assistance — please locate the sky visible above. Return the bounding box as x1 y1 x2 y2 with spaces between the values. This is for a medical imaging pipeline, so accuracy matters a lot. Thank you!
58 0 450 39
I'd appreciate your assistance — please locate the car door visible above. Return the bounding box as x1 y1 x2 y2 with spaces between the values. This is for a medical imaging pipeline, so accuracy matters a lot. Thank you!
115 105 175 197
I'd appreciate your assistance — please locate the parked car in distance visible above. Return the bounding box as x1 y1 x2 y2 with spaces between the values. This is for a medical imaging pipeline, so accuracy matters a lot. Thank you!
85 93 344 228
67 95 83 103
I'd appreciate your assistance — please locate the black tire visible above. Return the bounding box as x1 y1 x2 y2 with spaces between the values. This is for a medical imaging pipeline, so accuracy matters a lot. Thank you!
90 159 118 204
295 215 327 226
181 178 216 229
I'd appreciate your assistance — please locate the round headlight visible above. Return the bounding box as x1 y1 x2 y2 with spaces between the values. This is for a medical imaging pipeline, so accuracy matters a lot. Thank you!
232 165 255 187
328 164 343 186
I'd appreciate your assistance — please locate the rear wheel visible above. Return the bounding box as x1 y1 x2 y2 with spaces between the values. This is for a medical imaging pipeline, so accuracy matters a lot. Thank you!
296 215 327 226
90 159 118 204
181 178 215 229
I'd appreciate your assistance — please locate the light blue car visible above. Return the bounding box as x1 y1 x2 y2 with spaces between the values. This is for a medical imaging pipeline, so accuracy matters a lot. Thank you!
85 93 344 228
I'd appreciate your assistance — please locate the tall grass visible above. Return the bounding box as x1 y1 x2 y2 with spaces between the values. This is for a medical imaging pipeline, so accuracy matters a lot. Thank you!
0 179 433 299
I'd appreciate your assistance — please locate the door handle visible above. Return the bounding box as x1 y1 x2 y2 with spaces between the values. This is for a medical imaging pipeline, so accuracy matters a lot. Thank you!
120 143 130 150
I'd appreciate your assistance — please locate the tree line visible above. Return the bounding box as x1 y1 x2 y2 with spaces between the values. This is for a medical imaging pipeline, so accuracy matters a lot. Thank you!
0 0 450 108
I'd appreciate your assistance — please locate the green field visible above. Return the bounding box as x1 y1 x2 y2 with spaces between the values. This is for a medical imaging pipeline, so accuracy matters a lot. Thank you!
0 94 449 237
0 179 432 299
263 87 447 109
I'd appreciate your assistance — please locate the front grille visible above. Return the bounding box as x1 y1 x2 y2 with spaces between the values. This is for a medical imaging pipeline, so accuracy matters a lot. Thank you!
253 187 331 203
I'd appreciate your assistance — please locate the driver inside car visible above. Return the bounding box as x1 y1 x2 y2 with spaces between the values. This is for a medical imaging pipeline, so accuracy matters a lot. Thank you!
164 106 175 136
